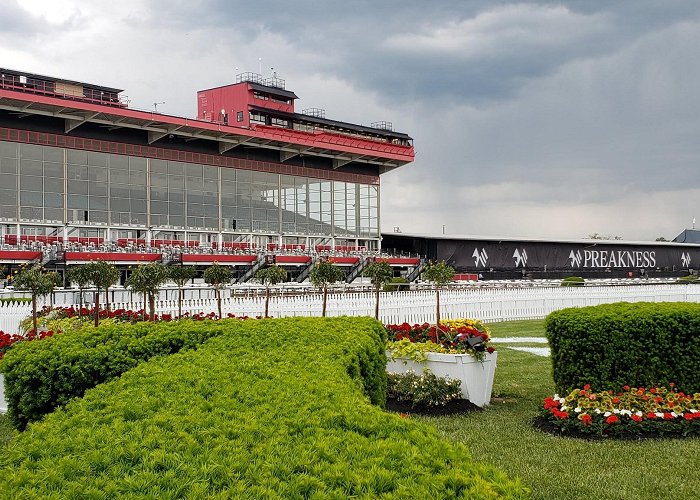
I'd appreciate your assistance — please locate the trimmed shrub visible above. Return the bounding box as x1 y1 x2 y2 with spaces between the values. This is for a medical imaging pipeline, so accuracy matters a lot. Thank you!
678 275 699 283
383 277 409 292
545 302 700 394
0 319 233 430
0 297 31 304
560 276 585 287
0 318 527 497
388 370 462 407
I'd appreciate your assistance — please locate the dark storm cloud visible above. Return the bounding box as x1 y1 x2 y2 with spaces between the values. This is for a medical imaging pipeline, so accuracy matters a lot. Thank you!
143 1 700 105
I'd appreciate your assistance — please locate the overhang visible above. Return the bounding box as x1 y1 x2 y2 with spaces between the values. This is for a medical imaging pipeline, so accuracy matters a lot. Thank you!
0 88 413 171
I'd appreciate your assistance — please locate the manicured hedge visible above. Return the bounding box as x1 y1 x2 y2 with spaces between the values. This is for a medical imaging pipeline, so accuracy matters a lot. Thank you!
0 318 528 497
0 319 232 430
545 302 700 393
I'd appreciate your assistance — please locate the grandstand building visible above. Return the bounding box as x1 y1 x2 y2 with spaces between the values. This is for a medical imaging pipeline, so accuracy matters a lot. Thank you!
0 68 416 282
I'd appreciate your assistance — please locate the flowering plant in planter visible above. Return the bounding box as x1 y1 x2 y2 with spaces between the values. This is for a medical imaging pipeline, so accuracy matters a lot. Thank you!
541 384 700 438
385 319 495 361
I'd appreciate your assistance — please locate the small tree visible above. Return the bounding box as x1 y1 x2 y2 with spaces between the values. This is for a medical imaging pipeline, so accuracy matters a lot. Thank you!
255 265 287 318
13 265 60 333
422 261 455 338
126 263 169 321
204 263 232 319
363 260 393 320
67 265 92 317
168 265 196 318
309 261 345 317
82 261 120 326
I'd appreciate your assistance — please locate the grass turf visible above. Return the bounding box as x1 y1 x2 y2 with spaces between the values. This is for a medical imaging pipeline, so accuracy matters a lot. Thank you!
420 320 700 500
3 318 699 498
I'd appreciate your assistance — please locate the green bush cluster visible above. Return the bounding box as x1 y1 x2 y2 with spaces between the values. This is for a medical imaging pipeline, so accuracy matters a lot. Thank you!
0 318 527 497
388 370 462 407
545 302 700 394
0 297 31 304
0 319 232 430
560 276 585 287
383 277 409 292
678 275 699 283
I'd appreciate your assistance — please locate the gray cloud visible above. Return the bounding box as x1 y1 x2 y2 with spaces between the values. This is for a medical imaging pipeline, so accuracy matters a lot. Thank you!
3 0 699 240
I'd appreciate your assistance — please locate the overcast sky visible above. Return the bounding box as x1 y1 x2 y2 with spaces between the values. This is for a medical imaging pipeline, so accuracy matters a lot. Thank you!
2 0 699 241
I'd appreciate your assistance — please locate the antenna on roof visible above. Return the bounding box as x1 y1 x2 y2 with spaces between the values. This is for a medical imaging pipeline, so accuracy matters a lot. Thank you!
153 101 165 112
258 57 262 74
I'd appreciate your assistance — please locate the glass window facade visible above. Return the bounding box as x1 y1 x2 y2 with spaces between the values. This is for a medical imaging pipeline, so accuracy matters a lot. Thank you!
0 140 380 239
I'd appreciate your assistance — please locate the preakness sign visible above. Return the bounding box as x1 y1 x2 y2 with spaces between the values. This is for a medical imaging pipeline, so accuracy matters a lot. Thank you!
435 240 700 272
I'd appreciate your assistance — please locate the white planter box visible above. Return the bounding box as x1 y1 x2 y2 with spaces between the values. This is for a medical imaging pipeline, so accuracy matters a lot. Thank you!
386 351 497 407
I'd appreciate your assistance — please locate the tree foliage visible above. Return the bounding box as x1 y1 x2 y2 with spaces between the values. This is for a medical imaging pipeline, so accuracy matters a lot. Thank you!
13 265 60 333
126 263 170 321
309 261 345 317
81 261 120 326
363 260 393 319
204 263 232 319
421 261 455 335
168 265 196 318
255 265 287 317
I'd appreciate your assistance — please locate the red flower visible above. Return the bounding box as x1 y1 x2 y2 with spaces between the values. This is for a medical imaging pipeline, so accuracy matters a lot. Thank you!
647 412 657 420
581 414 592 425
631 415 643 422
606 415 619 424
663 413 673 420
583 384 591 390
623 385 630 391
612 397 620 404
684 413 694 421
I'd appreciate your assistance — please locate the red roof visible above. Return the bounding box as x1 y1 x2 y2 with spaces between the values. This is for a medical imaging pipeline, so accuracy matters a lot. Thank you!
0 250 42 263
180 254 257 264
65 252 161 263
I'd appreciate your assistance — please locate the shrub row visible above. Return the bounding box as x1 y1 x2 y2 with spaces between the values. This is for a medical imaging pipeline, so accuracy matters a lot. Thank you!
545 302 700 394
560 276 585 287
0 319 234 429
0 318 528 497
0 297 31 304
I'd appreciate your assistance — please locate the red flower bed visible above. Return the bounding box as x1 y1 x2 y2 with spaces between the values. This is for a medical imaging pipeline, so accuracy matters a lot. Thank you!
385 320 495 355
540 384 700 438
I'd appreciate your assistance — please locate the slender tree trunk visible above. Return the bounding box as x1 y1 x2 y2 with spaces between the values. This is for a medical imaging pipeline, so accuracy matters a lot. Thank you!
105 286 110 313
178 287 183 319
143 293 148 321
264 287 270 318
374 286 380 320
94 291 101 327
78 290 83 318
32 295 38 334
322 287 328 317
149 293 156 321
216 287 222 319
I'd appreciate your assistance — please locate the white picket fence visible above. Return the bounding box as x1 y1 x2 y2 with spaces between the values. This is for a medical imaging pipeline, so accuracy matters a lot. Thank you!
1 284 699 334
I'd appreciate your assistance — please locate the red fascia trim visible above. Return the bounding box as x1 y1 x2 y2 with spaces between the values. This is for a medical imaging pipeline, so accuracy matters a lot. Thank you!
454 273 479 281
64 252 161 262
0 250 42 262
0 88 414 162
274 255 312 264
180 254 257 264
328 256 360 265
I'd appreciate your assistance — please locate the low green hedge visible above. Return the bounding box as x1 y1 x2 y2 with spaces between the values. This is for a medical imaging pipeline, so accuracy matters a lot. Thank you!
384 277 410 292
0 318 527 497
545 302 700 394
560 276 585 287
0 319 230 430
0 297 31 304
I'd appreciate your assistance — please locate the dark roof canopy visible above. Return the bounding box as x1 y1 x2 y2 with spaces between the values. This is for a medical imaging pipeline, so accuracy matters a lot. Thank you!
0 67 123 94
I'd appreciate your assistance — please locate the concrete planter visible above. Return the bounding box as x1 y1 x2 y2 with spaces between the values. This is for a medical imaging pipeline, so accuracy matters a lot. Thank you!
386 351 497 407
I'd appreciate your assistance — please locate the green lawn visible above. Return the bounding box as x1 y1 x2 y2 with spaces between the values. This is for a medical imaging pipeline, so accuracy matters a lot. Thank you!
3 318 699 498
421 320 700 500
